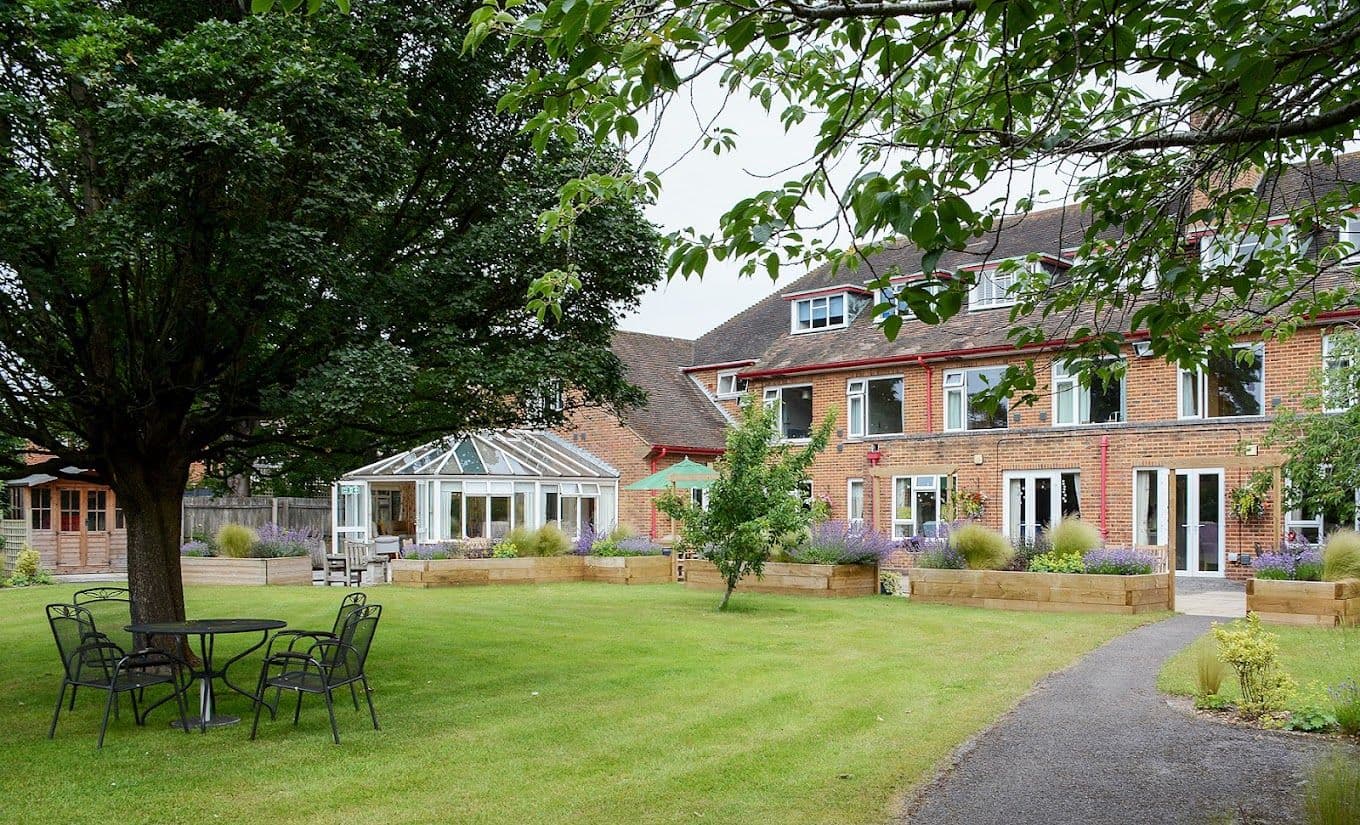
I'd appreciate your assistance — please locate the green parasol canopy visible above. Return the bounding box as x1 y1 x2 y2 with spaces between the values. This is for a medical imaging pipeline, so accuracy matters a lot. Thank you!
624 457 718 491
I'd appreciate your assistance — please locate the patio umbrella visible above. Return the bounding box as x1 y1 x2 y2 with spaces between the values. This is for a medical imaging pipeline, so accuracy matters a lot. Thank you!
625 458 718 491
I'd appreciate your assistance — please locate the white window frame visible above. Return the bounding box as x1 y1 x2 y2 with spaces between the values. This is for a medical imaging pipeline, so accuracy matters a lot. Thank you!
847 478 865 528
943 368 1009 432
846 375 904 439
1341 214 1360 263
891 474 951 540
1177 343 1265 420
1131 468 1170 549
716 370 749 399
876 280 943 323
1052 359 1126 426
790 293 849 333
763 384 815 441
1200 224 1296 268
1322 332 1356 413
1002 470 1081 545
967 267 1020 310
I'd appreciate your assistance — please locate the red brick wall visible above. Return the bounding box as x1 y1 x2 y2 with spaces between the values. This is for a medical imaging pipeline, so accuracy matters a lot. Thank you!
748 326 1337 580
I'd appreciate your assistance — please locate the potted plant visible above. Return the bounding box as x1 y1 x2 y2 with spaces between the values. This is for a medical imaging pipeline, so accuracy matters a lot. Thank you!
1229 471 1272 523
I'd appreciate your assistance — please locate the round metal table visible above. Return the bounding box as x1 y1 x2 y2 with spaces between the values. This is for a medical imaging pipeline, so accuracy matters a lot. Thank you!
126 618 287 730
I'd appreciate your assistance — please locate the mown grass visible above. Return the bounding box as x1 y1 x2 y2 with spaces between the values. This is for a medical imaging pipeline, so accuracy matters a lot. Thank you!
1 582 1153 825
1159 623 1360 711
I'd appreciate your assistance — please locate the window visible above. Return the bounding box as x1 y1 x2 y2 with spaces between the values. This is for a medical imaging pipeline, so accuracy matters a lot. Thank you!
793 480 814 511
690 487 709 510
968 267 1019 310
763 385 814 439
892 475 951 539
1005 471 1080 544
59 489 80 532
1179 344 1264 419
1200 226 1295 268
716 370 749 398
1341 214 1360 262
85 490 107 532
847 479 865 527
847 376 904 438
877 280 944 322
1053 360 1125 425
373 488 403 527
792 294 847 332
944 367 1008 431
1133 469 1168 546
30 488 50 530
536 381 564 416
537 482 600 539
443 481 521 541
6 486 22 520
115 502 124 530
1285 489 1360 544
1323 333 1357 412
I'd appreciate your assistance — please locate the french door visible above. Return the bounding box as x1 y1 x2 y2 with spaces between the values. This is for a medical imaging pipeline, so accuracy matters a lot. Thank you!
1004 471 1080 545
1174 469 1224 576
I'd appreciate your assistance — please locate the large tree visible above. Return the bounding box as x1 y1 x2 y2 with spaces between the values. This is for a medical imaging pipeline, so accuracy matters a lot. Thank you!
467 0 1360 393
0 0 660 623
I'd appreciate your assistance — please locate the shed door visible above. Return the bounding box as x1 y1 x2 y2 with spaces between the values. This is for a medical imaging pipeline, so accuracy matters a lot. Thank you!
55 487 111 571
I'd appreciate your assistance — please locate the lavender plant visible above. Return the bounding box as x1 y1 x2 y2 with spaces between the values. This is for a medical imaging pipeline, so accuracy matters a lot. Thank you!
915 545 966 570
1082 548 1158 575
787 520 896 565
254 523 316 558
179 540 214 557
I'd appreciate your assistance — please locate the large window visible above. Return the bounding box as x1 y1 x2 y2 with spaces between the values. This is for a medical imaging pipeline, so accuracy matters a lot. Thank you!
541 482 602 539
1053 360 1125 425
944 367 1008 431
1005 471 1080 544
1179 344 1264 419
791 294 847 332
1323 333 1357 412
847 479 864 527
847 376 903 438
442 481 520 540
30 488 50 530
716 370 748 398
763 385 814 439
968 267 1019 310
892 475 951 539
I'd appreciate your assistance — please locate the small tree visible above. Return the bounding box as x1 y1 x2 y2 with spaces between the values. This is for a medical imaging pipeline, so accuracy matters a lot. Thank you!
1266 331 1360 530
658 399 833 611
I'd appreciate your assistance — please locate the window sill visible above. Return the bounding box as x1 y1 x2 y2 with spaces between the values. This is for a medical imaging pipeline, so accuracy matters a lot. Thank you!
967 302 1017 312
790 324 850 335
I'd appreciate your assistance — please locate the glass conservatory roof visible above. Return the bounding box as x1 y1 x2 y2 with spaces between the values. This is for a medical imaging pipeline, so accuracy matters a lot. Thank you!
342 430 618 481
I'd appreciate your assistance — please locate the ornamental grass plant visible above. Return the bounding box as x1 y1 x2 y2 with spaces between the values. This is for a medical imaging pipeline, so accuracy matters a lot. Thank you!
1322 529 1360 581
215 523 257 558
948 523 1013 570
1048 518 1101 556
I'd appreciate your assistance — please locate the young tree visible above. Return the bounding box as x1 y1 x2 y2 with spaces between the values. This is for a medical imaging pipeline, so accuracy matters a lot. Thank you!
467 0 1360 396
0 0 660 624
1266 330 1360 530
657 399 833 610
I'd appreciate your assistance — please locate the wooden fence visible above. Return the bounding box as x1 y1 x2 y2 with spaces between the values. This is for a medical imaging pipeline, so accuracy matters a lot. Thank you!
182 496 331 564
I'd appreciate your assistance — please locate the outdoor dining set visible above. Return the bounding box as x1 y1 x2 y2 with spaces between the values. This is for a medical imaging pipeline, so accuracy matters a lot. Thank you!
46 588 382 747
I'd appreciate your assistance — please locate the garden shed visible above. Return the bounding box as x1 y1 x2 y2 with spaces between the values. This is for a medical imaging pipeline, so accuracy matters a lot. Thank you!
332 430 619 552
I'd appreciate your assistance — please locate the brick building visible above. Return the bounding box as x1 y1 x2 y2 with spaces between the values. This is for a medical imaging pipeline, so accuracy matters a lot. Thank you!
570 156 1360 580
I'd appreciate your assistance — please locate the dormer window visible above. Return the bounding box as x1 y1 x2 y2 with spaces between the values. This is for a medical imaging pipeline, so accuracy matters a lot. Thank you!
785 286 871 334
1341 213 1360 263
968 267 1020 310
877 280 944 322
1200 224 1295 268
716 370 748 399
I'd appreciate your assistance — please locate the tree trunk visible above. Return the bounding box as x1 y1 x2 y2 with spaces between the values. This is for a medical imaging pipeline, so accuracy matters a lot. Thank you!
114 460 192 631
719 575 738 611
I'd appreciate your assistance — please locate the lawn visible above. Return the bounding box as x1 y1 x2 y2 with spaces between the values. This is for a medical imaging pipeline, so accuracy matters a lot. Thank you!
1159 622 1360 711
2 582 1153 825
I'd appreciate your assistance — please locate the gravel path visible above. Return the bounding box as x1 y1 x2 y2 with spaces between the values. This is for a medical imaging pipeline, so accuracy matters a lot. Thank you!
901 615 1341 825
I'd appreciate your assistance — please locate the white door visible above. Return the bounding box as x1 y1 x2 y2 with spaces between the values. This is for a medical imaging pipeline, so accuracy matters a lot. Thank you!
1174 469 1224 576
332 480 369 553
1004 471 1080 545
415 480 431 544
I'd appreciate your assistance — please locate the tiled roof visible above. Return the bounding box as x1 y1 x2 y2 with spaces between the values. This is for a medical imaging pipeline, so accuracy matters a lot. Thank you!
611 330 730 451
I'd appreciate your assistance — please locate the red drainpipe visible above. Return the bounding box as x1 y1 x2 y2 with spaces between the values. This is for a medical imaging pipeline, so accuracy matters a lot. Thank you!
649 447 668 539
916 356 934 432
1099 435 1110 540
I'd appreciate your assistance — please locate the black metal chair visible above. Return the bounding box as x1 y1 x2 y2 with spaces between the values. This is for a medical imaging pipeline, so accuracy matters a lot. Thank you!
73 586 134 655
262 592 367 717
46 604 191 747
250 604 381 745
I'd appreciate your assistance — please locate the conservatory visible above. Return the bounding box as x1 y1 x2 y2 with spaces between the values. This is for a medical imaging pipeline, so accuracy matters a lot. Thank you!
332 430 619 552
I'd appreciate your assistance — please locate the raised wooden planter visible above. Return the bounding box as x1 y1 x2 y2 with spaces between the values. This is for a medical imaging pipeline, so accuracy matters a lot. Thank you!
584 555 673 585
180 555 313 586
684 559 878 597
1246 578 1360 627
391 556 585 588
908 568 1172 614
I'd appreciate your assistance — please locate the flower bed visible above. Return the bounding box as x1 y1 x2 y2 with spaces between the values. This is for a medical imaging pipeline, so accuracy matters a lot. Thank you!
583 554 673 585
180 555 313 586
391 555 585 587
683 559 878 598
908 568 1173 614
1246 578 1360 627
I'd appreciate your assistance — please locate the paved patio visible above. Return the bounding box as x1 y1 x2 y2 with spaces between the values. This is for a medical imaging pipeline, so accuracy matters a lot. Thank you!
1175 575 1247 618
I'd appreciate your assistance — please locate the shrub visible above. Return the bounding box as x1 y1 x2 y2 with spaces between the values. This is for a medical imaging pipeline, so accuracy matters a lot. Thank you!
1027 551 1085 574
572 523 604 555
500 527 538 556
1194 641 1228 699
215 524 257 558
1083 547 1158 575
179 540 214 557
1295 549 1324 582
916 545 966 569
254 523 315 558
1330 679 1360 738
1049 518 1101 556
787 520 895 565
1006 534 1049 571
879 570 903 595
5 547 54 587
531 524 572 557
1303 752 1360 825
1286 683 1339 732
1254 552 1295 580
592 535 666 557
948 523 1012 570
1212 614 1297 719
492 541 520 558
1323 529 1360 581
